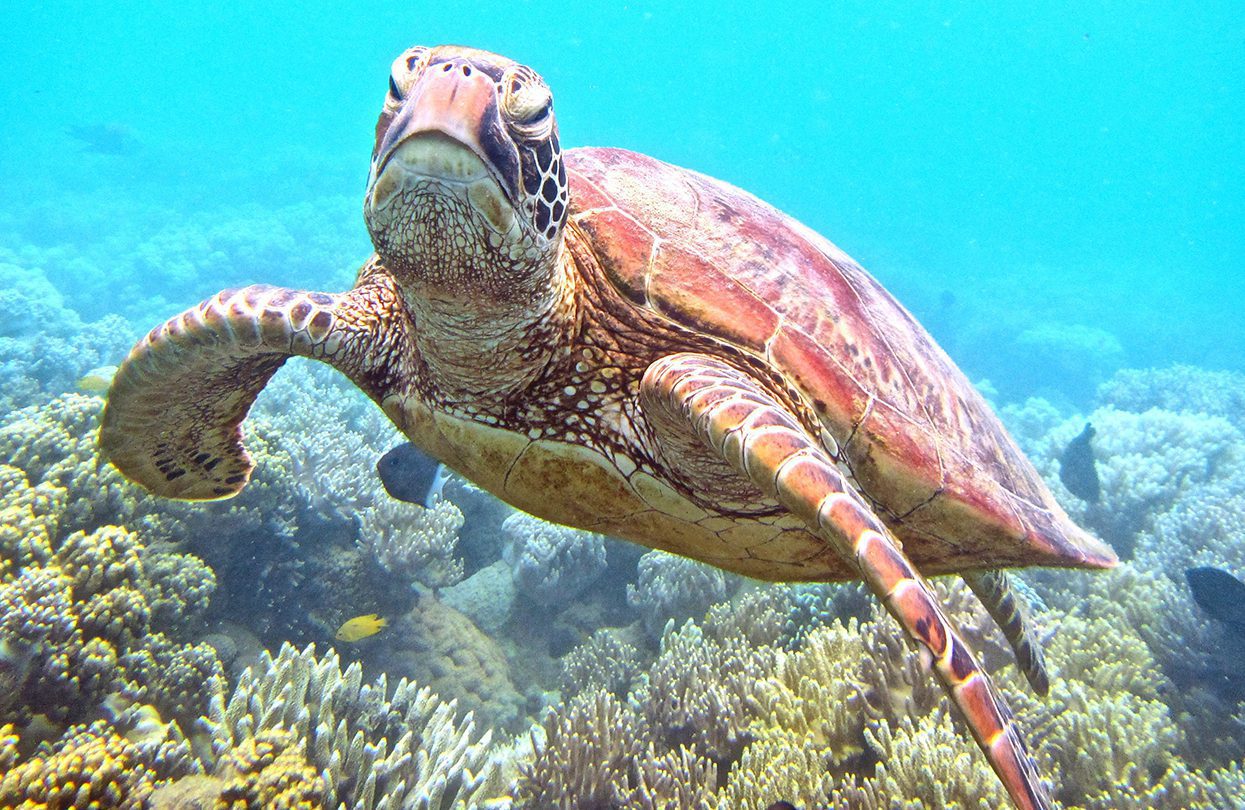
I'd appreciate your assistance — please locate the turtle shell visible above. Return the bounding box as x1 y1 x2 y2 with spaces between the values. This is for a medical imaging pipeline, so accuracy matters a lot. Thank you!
568 147 1115 572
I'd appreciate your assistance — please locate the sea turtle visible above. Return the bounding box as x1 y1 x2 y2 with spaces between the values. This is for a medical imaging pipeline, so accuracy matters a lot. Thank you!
100 45 1116 808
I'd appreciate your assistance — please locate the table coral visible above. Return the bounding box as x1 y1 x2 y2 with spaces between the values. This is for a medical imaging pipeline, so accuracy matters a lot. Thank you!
626 550 732 641
360 496 466 588
503 512 608 606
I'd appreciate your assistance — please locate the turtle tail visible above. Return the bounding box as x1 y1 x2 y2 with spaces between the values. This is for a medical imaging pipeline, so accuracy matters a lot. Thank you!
100 271 406 501
963 570 1050 696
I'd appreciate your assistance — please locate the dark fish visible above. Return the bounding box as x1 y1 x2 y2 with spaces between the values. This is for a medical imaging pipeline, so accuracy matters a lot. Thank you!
1059 422 1100 503
66 122 141 156
766 803 799 810
1186 566 1245 633
376 442 448 507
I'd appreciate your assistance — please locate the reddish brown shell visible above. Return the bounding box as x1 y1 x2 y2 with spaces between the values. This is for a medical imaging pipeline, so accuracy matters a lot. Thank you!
568 147 1114 571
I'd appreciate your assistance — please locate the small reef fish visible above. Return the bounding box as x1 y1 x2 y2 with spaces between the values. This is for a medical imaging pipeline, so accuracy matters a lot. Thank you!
377 442 449 507
1186 566 1245 634
335 613 388 642
77 365 118 394
1058 422 1100 503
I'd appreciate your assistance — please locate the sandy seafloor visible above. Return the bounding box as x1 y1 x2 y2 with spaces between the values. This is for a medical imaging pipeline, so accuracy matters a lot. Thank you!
0 2 1242 807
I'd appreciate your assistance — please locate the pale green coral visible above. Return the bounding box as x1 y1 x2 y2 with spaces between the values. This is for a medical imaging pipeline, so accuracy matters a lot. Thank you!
205 642 499 809
718 729 837 809
518 689 642 808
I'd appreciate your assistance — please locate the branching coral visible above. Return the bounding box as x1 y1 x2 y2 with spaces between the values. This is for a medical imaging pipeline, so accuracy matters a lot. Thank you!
636 619 773 769
749 621 870 764
559 628 642 699
0 718 198 809
518 689 643 808
1098 364 1245 430
862 709 1010 809
204 642 500 809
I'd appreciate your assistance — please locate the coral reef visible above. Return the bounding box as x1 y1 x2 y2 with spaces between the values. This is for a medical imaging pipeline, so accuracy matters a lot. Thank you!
3 246 1244 809
204 642 501 809
503 512 609 606
360 497 467 588
626 549 735 641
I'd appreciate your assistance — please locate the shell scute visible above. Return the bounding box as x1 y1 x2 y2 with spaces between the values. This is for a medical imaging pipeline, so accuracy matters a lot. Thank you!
649 242 780 352
574 207 652 304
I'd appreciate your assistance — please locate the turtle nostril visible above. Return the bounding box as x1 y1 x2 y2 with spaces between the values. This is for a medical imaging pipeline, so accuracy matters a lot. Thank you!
462 65 472 77
442 63 453 72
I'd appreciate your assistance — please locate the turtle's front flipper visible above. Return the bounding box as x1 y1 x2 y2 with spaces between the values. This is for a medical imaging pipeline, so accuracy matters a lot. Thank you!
640 353 1052 810
963 570 1050 696
100 269 407 500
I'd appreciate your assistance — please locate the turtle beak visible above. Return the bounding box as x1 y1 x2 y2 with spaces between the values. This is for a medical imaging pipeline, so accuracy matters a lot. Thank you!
367 60 523 220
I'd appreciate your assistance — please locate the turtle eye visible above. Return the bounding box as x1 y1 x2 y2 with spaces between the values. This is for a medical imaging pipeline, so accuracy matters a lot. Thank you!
500 66 554 129
388 75 403 102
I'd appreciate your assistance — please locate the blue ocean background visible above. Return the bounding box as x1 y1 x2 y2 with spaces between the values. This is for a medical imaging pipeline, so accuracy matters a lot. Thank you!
2 3 1245 808
3 1 1242 406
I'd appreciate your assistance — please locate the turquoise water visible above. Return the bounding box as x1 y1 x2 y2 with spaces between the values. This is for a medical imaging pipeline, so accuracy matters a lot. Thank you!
3 2 1242 402
2 4 1244 808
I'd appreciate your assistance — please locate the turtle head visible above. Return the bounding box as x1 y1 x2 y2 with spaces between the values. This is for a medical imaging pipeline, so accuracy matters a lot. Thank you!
364 45 569 306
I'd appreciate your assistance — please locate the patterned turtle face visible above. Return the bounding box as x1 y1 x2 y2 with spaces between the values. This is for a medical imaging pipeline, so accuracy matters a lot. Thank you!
364 45 569 302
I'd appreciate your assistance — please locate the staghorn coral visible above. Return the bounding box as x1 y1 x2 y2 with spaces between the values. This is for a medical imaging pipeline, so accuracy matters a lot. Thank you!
702 583 789 649
717 729 838 809
205 642 500 809
749 621 871 764
781 581 872 649
503 512 608 606
861 709 1010 809
624 744 718 810
360 496 466 588
626 550 733 641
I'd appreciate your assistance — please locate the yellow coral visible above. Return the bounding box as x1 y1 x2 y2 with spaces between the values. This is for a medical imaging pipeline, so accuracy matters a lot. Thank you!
718 729 836 809
0 464 63 579
863 710 1010 809
0 721 171 809
215 729 326 809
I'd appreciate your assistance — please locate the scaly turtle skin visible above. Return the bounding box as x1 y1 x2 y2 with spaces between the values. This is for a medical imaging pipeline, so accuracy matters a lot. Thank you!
100 45 1115 808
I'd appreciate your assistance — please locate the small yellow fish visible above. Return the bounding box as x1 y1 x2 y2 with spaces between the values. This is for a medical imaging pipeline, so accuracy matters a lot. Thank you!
77 365 118 393
335 613 387 642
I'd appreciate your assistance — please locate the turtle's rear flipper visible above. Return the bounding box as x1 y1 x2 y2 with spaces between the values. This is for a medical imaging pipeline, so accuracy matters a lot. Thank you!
100 275 404 500
964 570 1050 696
